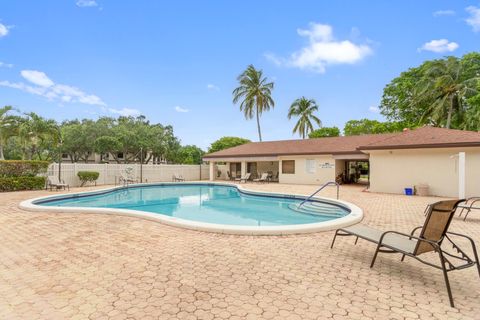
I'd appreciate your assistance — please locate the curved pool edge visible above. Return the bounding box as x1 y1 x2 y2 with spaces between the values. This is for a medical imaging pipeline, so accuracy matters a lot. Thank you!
19 182 363 235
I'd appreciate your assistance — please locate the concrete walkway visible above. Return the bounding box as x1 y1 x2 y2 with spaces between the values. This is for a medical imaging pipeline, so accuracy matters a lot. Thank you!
0 184 479 319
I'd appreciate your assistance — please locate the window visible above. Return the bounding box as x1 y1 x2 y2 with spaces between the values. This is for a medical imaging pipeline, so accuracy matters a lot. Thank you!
61 153 69 159
305 159 316 174
117 152 124 159
282 160 295 174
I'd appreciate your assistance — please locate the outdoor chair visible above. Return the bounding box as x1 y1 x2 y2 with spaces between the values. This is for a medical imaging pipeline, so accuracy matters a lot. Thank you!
47 175 70 191
330 199 479 307
235 173 251 183
458 197 480 221
226 171 234 181
172 174 185 182
253 172 269 183
118 173 137 185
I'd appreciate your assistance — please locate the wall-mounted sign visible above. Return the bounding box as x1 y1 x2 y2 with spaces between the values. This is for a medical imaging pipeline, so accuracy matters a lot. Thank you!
320 162 334 169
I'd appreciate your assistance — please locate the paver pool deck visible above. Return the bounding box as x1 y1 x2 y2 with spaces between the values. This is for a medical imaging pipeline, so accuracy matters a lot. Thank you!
0 183 479 320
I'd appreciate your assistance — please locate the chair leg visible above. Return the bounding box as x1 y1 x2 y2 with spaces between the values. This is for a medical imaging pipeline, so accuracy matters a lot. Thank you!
401 254 406 262
354 236 359 245
469 238 480 278
438 250 455 308
330 230 339 249
370 243 382 268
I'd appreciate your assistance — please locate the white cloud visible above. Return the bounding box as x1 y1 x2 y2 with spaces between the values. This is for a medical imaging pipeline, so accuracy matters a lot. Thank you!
419 39 459 53
174 106 189 113
466 6 480 32
433 10 455 17
76 0 98 7
265 22 372 73
0 61 13 68
108 107 141 117
0 23 9 37
21 70 54 87
0 69 106 106
207 84 220 91
369 106 380 113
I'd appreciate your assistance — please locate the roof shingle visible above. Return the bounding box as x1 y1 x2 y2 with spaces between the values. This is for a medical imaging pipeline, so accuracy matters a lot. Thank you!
203 127 480 159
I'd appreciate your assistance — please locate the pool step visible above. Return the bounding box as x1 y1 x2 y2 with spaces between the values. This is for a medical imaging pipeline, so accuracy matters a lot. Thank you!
288 202 346 217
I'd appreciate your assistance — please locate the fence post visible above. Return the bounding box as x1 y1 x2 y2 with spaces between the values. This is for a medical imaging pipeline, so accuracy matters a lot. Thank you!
73 163 78 187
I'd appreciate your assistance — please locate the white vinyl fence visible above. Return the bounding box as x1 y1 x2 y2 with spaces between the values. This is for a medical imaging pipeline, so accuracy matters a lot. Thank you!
47 163 210 187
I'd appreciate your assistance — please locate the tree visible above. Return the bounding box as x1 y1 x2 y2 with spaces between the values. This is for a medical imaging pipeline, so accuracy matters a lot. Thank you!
18 112 59 160
288 97 322 139
415 56 479 128
309 127 340 138
0 106 19 160
343 119 406 136
177 145 205 164
232 65 274 141
208 136 251 153
380 52 480 129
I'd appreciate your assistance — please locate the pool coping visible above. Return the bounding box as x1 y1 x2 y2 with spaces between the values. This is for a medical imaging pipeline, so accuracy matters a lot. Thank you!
19 182 363 235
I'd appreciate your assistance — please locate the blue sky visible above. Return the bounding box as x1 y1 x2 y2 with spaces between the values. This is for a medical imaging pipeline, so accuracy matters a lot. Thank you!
0 1 479 149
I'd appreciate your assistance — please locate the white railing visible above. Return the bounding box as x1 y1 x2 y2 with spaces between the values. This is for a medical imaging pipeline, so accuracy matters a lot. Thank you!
47 163 210 187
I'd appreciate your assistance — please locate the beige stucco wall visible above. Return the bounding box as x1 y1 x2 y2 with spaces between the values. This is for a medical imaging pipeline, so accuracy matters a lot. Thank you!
368 147 480 198
278 156 336 185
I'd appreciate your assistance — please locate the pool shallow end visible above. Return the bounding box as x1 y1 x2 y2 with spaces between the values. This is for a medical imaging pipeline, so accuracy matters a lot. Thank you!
19 182 363 235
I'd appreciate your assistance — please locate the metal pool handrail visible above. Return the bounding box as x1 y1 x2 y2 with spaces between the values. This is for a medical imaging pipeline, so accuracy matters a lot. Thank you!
297 181 340 208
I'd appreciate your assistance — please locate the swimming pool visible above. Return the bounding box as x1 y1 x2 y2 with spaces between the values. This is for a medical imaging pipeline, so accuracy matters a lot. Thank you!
21 183 363 235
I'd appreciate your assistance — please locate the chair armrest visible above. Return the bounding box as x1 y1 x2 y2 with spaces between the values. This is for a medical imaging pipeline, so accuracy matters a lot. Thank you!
446 231 475 242
378 230 440 249
409 226 423 236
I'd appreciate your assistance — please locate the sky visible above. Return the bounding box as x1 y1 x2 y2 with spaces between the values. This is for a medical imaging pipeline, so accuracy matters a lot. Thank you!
0 1 479 150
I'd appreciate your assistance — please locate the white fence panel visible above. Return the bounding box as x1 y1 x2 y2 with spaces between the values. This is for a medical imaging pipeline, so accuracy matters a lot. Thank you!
47 163 210 187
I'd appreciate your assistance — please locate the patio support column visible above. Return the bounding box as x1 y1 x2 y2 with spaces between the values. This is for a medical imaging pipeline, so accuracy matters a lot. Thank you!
458 152 465 199
241 161 246 177
209 161 215 181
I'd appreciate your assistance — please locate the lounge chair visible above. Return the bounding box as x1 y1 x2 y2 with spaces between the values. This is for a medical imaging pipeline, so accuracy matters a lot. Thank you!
330 199 479 307
458 197 480 221
235 173 251 183
253 172 269 183
47 175 70 191
172 174 185 182
226 171 234 181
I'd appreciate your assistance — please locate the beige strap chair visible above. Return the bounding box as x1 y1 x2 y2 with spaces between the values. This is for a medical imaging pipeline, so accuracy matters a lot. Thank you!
172 174 185 182
47 176 70 191
235 172 251 183
331 199 479 307
253 172 269 183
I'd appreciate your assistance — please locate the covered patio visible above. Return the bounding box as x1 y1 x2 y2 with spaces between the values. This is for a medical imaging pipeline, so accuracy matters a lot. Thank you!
208 157 280 182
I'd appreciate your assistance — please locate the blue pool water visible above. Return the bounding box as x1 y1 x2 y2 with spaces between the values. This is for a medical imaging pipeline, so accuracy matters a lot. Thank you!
37 184 349 226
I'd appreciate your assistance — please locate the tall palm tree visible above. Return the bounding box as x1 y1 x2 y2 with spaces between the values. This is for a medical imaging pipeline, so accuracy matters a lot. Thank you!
0 106 19 160
415 57 479 129
288 97 322 139
232 65 274 141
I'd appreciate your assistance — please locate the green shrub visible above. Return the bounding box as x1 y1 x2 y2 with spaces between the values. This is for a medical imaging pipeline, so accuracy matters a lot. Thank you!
0 176 46 192
77 171 100 187
0 160 50 177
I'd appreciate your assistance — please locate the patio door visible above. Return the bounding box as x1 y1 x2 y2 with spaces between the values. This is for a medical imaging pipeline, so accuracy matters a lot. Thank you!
229 163 241 178
247 162 258 179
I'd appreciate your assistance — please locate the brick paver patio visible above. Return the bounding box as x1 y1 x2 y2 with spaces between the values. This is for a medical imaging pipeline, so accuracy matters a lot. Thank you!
0 184 479 319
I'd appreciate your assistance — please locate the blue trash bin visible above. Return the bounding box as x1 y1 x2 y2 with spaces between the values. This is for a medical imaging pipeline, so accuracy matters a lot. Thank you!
404 188 413 196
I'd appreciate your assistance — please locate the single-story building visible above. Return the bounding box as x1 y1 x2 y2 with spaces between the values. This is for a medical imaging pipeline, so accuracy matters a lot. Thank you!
203 126 480 198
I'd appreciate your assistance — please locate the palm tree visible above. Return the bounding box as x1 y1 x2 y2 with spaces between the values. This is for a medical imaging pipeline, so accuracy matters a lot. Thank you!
232 65 274 141
19 113 59 160
0 106 19 160
415 57 479 129
288 97 322 139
